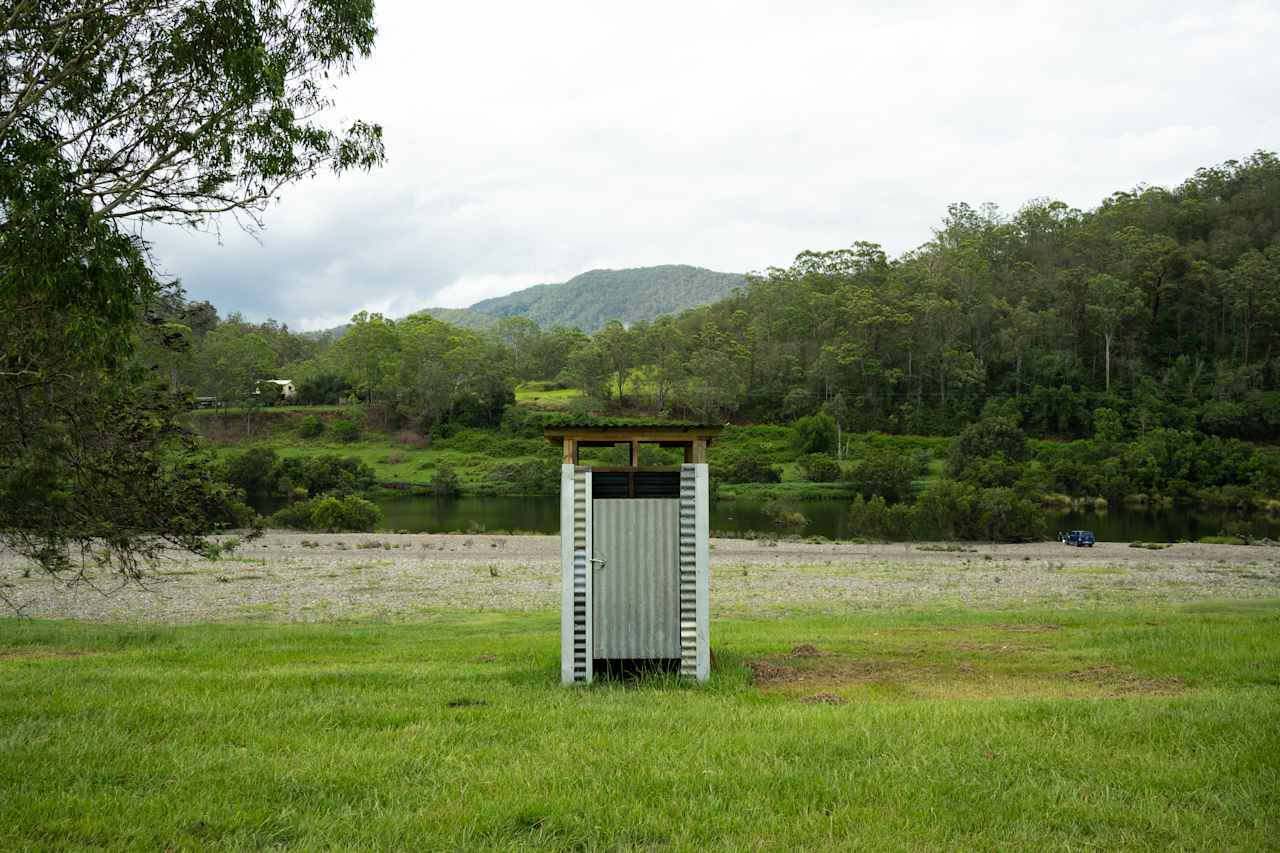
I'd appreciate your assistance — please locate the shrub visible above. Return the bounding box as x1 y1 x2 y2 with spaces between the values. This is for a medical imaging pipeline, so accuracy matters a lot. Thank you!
484 459 559 495
1199 534 1247 545
973 487 1045 542
846 449 919 504
783 388 819 419
777 510 808 528
947 418 1031 486
330 418 361 443
296 373 348 405
297 415 325 438
308 495 381 532
914 480 1045 541
394 429 428 449
272 454 376 497
431 420 458 440
852 479 1046 542
500 406 559 437
798 453 842 482
222 447 279 502
848 494 916 540
792 414 837 455
267 501 316 529
913 480 979 540
720 456 781 484
763 500 808 528
1092 407 1125 443
431 465 462 497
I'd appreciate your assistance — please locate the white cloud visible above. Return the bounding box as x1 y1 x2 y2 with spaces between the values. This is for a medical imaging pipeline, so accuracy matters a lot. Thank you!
432 272 570 310
148 0 1280 328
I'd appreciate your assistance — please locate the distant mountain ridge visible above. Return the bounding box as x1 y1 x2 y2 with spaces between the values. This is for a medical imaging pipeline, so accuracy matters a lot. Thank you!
427 265 746 333
312 265 746 338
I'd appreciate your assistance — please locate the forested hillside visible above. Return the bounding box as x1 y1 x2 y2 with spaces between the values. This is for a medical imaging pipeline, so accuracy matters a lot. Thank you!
158 152 1280 532
656 151 1280 439
166 152 1280 442
466 265 746 332
421 306 496 331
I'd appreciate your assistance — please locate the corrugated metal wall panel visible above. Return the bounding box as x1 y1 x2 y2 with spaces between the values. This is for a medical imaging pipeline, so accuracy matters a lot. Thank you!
693 463 710 681
679 466 699 677
592 498 679 659
570 468 592 682
560 464 575 684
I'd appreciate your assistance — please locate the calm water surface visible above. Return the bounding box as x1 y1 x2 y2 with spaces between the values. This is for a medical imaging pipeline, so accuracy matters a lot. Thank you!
369 495 1280 541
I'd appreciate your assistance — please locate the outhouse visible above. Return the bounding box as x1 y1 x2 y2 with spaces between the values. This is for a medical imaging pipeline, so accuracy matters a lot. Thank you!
545 423 721 684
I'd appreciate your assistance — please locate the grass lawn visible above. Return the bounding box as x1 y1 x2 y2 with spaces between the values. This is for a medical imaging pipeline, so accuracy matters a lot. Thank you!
207 428 557 493
514 384 584 408
2 602 1278 849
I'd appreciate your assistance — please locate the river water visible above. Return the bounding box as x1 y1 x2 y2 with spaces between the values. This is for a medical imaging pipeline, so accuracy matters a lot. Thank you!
369 495 1280 541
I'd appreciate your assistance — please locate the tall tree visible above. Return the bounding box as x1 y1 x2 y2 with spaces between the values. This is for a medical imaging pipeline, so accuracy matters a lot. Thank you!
1086 274 1143 392
1224 249 1280 367
597 320 638 405
1 0 382 587
334 311 398 404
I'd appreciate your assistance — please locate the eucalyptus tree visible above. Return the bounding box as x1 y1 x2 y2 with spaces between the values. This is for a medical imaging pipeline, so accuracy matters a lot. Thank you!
1224 249 1280 367
396 314 512 428
334 311 399 405
597 319 640 405
0 0 383 588
1086 273 1143 392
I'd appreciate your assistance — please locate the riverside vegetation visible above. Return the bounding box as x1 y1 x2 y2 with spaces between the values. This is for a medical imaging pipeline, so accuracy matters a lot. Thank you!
201 401 1280 542
155 152 1280 541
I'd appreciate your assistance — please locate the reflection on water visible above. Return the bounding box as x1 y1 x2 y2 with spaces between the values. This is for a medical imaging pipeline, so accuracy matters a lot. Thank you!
366 495 1280 541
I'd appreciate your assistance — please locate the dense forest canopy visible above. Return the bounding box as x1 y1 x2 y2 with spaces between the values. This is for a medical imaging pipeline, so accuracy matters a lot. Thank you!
173 152 1280 443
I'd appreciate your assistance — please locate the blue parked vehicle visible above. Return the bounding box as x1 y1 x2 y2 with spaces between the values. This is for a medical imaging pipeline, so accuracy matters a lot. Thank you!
1059 530 1096 547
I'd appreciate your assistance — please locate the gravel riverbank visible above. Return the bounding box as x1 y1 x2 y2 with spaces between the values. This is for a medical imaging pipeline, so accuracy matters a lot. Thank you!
2 534 1278 623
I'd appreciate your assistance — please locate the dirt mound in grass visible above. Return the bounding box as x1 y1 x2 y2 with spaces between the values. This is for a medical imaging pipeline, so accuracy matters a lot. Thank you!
1065 665 1185 695
748 656 903 687
799 692 847 705
789 643 824 657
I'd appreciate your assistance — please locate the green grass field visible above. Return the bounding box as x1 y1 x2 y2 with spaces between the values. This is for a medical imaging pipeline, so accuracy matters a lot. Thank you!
207 427 557 493
514 383 585 408
3 603 1278 849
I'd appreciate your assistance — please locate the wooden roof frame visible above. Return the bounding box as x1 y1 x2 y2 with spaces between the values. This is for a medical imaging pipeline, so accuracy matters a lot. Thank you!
544 424 722 465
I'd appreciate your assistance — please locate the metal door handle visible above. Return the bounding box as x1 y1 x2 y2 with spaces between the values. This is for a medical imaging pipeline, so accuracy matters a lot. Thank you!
591 557 607 571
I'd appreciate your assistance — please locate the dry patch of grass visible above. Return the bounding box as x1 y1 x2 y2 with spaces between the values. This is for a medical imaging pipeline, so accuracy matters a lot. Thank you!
744 615 1198 703
748 649 1189 701
1065 664 1185 696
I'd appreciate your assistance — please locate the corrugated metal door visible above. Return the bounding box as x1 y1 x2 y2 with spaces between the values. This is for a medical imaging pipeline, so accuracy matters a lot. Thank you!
592 498 680 658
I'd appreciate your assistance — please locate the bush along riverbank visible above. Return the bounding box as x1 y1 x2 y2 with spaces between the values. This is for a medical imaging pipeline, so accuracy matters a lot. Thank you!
202 406 1280 541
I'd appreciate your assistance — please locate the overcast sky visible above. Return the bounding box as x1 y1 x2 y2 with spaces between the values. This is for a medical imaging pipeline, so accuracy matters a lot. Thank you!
149 0 1280 331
